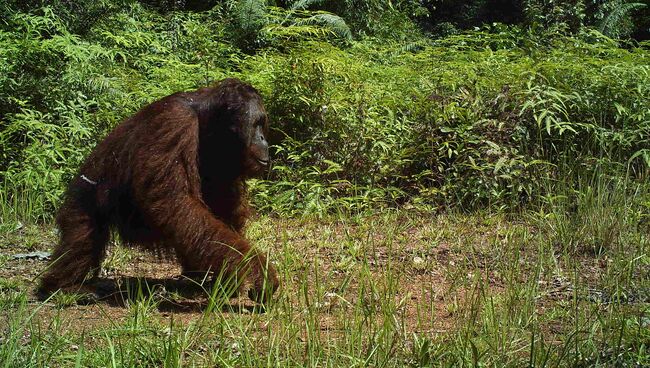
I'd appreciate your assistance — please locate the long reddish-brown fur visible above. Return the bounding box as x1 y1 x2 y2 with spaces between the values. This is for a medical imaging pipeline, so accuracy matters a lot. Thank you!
39 78 279 302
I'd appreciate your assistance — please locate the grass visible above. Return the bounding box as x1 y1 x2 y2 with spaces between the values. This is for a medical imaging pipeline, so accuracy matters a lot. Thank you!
0 190 648 367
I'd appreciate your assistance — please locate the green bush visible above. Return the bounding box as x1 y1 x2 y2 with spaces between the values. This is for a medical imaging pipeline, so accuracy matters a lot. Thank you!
1 4 648 220
245 30 649 212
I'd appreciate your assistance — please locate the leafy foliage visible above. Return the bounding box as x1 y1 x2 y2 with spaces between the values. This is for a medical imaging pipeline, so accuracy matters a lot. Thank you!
245 29 649 213
417 1 649 39
226 0 351 52
596 0 647 38
0 3 649 220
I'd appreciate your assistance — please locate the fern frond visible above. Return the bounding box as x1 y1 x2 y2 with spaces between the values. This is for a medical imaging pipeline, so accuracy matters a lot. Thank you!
290 0 325 11
391 40 431 56
295 13 351 40
263 24 330 40
235 0 268 32
598 2 646 38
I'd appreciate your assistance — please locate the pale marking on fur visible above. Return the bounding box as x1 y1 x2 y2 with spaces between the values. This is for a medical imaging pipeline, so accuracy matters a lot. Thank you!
80 174 98 185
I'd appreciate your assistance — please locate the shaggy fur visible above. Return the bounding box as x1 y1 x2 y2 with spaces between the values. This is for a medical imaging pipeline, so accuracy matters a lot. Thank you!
39 78 279 303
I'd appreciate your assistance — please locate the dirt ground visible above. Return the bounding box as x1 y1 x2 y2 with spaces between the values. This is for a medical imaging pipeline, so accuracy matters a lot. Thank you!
1 214 629 342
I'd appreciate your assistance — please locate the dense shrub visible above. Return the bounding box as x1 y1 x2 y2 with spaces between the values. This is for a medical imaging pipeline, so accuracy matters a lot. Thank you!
243 31 649 213
0 4 648 220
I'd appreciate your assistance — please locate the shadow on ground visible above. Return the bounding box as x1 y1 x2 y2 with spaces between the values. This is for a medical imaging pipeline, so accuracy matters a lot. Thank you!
43 276 262 314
